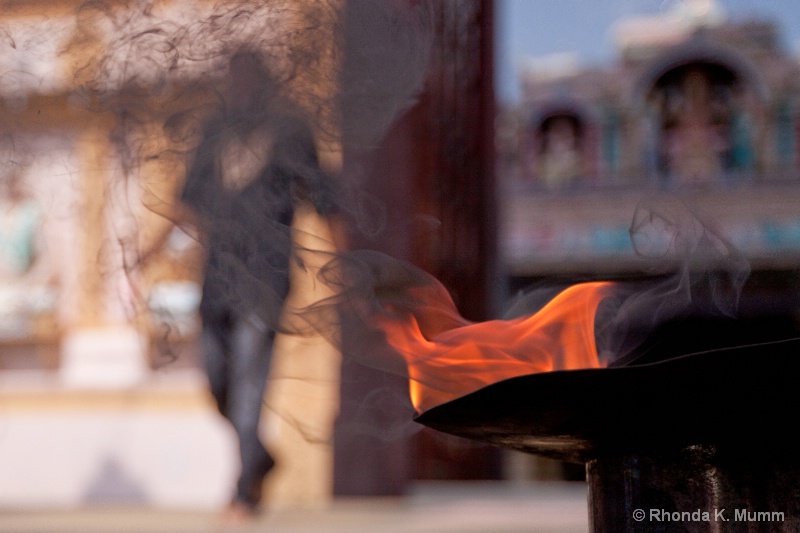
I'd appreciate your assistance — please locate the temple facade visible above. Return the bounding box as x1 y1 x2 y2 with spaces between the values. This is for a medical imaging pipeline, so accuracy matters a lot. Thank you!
500 5 800 275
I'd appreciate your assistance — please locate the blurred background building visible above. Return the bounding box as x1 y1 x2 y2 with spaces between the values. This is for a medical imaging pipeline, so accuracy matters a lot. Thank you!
0 0 498 508
499 0 800 278
0 0 248 510
495 0 800 481
0 0 799 514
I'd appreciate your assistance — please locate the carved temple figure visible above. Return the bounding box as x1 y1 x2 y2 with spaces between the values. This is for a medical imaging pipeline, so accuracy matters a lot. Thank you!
538 115 585 190
662 68 730 185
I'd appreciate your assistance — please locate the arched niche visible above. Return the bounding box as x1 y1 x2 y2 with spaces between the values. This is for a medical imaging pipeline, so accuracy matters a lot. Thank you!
632 37 769 107
632 38 767 186
527 104 595 190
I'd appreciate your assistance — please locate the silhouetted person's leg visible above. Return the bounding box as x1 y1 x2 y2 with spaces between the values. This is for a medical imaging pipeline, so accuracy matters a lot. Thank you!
200 312 231 417
228 314 274 509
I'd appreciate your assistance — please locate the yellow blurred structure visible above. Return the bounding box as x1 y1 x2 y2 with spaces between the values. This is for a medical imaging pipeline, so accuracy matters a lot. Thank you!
0 0 343 510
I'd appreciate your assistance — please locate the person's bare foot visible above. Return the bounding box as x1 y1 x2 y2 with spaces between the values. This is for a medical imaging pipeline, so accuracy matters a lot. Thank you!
221 501 258 526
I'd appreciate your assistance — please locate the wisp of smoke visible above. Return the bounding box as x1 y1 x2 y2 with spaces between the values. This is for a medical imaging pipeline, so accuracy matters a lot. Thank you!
1 1 752 425
1 0 436 441
299 195 751 413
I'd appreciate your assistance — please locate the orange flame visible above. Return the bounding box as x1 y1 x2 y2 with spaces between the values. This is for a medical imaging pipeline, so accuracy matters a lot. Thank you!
376 281 614 413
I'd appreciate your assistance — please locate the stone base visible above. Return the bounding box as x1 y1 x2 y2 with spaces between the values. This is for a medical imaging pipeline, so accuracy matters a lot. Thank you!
0 371 237 509
60 327 149 388
587 445 800 533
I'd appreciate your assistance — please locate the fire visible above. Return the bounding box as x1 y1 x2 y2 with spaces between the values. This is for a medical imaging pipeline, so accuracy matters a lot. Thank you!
375 281 615 413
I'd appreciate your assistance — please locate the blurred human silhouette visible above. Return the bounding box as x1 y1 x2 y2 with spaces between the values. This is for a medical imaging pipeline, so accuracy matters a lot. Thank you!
162 49 339 520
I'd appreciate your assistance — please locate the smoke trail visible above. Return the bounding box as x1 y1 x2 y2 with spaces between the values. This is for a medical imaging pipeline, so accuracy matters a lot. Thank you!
595 195 751 366
297 194 751 413
0 0 431 341
1 0 752 422
0 9 440 472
